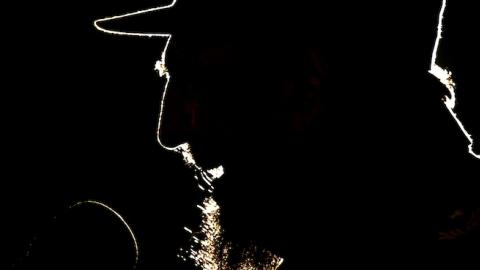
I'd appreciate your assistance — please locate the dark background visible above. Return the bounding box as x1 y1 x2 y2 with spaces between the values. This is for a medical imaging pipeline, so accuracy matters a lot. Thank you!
3 1 198 269
2 1 479 269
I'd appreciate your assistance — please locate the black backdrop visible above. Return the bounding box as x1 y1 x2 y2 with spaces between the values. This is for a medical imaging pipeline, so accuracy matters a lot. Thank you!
3 1 197 269
3 1 479 269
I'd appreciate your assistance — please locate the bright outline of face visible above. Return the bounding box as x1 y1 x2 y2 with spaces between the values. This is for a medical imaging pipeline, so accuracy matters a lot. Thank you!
93 0 479 268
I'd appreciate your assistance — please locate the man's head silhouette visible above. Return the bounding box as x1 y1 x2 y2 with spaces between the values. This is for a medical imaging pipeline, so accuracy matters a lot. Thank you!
96 1 480 268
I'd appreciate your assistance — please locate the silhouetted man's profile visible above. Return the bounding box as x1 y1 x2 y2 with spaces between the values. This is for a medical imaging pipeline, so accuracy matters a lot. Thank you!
94 0 480 268
13 1 478 269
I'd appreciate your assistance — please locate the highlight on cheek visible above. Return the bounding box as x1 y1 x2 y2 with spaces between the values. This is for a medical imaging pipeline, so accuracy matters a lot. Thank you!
429 0 479 159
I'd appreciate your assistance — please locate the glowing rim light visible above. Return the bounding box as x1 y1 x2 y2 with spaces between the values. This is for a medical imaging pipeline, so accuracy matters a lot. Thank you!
90 1 478 268
69 200 140 269
430 0 480 159
94 0 224 190
94 2 283 269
